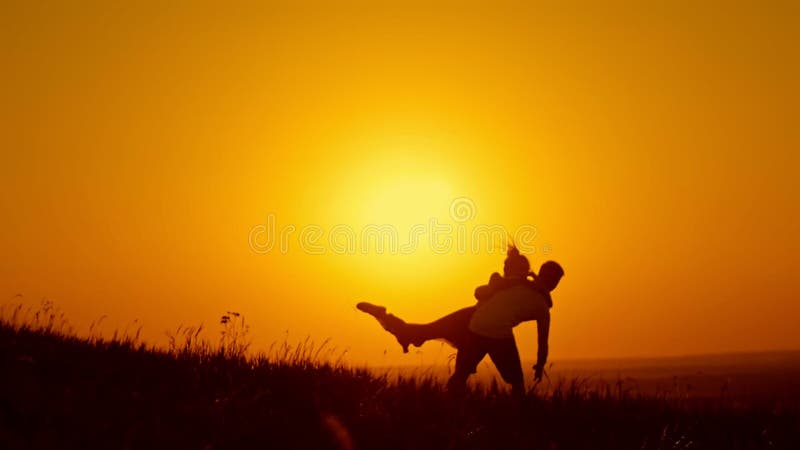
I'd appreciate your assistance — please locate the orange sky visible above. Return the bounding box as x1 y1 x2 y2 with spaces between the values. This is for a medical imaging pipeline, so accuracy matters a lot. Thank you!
2 1 799 366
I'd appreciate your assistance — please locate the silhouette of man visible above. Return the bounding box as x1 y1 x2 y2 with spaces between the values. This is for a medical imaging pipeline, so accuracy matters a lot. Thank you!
358 247 564 396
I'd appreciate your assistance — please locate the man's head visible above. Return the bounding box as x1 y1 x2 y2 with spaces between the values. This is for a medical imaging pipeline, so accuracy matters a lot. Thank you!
503 246 530 279
536 261 564 292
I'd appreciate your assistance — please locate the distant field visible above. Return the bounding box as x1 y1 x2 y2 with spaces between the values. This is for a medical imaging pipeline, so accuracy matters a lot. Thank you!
376 350 800 408
544 352 800 405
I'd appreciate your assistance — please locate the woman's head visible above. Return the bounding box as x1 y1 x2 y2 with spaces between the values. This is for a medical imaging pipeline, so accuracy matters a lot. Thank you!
503 246 530 278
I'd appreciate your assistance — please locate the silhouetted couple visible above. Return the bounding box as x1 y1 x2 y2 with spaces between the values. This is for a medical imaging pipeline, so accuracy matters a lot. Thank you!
357 247 563 396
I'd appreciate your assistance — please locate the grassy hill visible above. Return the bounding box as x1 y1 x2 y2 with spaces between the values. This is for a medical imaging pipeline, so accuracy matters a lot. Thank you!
1 318 798 449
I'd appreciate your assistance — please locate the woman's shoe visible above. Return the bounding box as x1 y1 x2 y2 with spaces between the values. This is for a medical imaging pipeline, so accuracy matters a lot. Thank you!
356 302 387 319
356 302 413 353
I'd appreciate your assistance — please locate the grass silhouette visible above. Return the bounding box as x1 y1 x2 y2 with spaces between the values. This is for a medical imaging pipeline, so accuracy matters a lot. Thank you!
1 301 798 449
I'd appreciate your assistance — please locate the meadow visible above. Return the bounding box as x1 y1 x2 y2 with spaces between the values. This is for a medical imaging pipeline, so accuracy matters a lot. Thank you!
1 303 798 450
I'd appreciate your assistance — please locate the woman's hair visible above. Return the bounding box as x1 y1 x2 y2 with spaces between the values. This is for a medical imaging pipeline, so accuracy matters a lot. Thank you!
504 245 530 276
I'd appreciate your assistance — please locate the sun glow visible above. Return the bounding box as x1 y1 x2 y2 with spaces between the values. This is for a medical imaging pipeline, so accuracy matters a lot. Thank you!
360 177 454 228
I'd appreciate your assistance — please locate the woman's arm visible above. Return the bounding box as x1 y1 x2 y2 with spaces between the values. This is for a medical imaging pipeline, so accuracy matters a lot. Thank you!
474 272 505 302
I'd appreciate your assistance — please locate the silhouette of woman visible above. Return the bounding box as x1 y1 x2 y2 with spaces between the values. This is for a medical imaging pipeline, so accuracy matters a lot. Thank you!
357 247 563 395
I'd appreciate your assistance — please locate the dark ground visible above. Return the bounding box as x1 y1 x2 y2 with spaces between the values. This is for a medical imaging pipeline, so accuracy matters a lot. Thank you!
1 323 799 450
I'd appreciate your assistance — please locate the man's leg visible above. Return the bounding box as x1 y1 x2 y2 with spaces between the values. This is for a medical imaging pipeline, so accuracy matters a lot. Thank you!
446 332 488 396
487 337 525 397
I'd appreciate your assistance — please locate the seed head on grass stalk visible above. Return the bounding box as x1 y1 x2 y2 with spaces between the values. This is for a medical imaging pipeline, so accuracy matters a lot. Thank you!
219 311 250 359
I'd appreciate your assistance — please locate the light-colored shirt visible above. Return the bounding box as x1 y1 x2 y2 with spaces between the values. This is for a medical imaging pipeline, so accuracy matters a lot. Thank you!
469 285 550 366
468 284 551 366
469 284 550 338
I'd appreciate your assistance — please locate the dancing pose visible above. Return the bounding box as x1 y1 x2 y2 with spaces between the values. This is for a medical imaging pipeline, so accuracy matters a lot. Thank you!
358 247 563 395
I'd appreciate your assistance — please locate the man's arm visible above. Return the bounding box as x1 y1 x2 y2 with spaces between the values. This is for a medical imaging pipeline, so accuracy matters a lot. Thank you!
534 311 550 380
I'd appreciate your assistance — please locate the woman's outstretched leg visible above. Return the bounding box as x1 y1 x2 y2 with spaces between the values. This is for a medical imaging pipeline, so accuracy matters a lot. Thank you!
356 302 416 352
408 306 475 349
357 302 476 352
